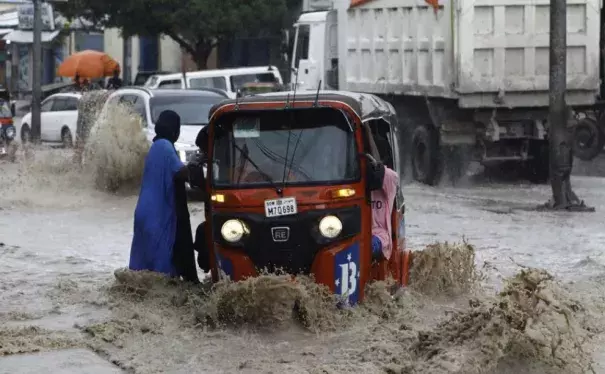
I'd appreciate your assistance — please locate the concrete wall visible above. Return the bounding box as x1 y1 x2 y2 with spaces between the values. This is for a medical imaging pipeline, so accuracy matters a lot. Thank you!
105 28 188 82
158 34 181 72
104 28 222 81
103 28 126 79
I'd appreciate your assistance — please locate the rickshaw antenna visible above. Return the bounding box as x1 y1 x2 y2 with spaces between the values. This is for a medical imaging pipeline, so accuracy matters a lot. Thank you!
313 80 322 107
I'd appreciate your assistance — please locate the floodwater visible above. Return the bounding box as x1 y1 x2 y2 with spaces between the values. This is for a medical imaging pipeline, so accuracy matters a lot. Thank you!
2 115 605 373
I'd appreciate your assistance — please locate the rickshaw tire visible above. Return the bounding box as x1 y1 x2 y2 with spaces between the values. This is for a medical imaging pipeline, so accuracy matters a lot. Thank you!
411 124 442 186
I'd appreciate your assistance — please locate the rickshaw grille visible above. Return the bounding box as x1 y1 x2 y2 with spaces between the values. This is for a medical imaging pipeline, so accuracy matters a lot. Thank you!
212 206 361 275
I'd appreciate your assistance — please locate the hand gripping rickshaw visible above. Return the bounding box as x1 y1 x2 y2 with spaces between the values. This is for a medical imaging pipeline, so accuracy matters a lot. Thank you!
191 90 411 305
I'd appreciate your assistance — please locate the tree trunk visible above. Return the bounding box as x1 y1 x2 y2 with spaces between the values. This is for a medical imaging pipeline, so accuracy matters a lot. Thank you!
193 45 213 70
543 0 593 211
165 34 213 71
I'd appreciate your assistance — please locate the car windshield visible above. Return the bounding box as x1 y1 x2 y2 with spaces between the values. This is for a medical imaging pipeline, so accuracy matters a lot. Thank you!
212 108 359 188
144 76 159 87
150 95 222 125
135 74 150 86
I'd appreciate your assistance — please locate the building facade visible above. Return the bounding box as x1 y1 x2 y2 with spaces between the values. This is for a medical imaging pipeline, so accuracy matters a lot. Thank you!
104 29 217 85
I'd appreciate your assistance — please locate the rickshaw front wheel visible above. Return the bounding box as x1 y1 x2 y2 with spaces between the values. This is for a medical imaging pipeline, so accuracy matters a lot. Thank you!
411 124 442 186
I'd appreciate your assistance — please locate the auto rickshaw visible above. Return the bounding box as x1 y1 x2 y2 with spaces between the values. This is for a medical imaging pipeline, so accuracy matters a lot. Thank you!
194 90 410 305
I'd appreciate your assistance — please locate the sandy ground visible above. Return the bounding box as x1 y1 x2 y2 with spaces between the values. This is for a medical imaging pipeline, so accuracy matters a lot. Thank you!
2 115 605 373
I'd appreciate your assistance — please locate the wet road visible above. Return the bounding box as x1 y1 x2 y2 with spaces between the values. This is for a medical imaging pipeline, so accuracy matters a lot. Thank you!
3 160 605 312
2 146 605 372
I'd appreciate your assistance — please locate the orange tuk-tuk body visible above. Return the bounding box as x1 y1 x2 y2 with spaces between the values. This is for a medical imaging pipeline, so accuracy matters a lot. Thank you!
201 91 408 305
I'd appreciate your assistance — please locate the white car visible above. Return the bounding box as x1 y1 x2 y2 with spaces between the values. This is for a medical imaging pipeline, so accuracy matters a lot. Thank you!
21 93 81 147
99 87 229 175
143 66 283 99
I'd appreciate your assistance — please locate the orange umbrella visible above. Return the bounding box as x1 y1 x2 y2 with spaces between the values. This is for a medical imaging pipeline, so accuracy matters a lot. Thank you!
57 50 120 79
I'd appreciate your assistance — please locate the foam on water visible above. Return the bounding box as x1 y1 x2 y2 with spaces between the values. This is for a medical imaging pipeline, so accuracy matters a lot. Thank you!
21 242 593 374
83 98 149 192
0 326 80 356
1 99 603 372
0 93 148 208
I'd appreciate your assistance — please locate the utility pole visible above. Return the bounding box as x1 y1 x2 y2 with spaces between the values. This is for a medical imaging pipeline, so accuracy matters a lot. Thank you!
31 0 42 143
542 0 594 211
182 46 188 89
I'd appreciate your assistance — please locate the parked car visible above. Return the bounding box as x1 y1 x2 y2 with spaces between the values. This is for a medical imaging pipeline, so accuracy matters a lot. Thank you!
133 70 174 86
21 92 82 147
143 66 283 99
98 87 229 177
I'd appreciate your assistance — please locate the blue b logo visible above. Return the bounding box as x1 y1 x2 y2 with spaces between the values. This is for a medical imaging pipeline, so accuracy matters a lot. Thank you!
334 243 360 305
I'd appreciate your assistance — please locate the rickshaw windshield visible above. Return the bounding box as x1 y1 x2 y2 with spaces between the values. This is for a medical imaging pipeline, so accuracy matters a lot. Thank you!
212 108 360 188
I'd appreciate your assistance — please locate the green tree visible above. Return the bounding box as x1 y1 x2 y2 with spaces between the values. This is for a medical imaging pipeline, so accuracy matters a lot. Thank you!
56 0 299 69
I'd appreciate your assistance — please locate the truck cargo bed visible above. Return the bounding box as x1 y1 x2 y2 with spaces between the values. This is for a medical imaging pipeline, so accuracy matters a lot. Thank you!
340 0 601 108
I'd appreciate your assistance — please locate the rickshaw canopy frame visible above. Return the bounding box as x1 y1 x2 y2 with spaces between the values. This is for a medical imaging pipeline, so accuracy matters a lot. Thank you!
208 90 398 127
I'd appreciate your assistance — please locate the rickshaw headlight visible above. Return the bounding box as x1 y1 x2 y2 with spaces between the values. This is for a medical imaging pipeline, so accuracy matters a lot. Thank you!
221 219 249 243
319 215 342 239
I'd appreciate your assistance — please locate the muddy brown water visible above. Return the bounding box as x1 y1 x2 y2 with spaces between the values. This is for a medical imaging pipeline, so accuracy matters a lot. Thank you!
3 124 605 373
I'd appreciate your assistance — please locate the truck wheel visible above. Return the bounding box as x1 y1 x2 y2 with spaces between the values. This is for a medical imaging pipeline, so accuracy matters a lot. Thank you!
411 124 442 185
525 141 549 184
573 117 604 161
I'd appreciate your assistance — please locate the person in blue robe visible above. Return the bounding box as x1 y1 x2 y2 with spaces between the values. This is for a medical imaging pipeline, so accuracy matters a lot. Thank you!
129 110 200 283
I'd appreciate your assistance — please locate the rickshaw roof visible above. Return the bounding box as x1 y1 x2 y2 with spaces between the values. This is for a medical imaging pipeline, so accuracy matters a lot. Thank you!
209 90 397 125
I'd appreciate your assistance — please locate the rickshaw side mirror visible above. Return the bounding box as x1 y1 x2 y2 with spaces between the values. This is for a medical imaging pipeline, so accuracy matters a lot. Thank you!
360 152 377 164
195 127 209 154
187 162 206 190
361 152 385 192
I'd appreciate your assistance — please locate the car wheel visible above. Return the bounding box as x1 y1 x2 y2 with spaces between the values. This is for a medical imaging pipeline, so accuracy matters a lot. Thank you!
21 124 31 144
61 128 73 148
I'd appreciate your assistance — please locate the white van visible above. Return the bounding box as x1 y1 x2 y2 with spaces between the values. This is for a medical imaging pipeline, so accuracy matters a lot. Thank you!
143 66 284 99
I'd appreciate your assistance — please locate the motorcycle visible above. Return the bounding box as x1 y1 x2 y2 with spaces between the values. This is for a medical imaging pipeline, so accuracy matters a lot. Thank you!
0 89 17 161
0 122 17 160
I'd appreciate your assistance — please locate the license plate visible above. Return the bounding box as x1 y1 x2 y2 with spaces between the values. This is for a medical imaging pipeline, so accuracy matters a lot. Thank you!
264 197 297 218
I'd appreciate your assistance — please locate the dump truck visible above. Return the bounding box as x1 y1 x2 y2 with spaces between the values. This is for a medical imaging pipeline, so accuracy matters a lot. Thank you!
287 0 603 185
